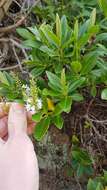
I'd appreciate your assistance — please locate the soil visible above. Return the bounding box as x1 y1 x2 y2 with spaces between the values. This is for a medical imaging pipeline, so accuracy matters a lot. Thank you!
32 98 107 189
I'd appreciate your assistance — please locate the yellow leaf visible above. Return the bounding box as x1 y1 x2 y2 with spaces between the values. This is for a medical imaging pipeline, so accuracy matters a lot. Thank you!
47 98 55 111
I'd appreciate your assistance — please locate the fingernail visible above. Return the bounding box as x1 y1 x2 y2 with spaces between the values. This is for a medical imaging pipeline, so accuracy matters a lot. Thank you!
12 103 25 114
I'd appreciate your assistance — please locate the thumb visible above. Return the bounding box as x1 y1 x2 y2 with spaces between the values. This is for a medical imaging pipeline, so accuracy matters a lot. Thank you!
8 103 27 138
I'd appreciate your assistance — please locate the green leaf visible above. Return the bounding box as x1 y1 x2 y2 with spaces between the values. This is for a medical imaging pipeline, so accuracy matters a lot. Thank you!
61 69 66 87
87 179 97 190
46 71 61 91
23 40 42 48
96 33 107 42
17 28 35 40
28 26 41 41
40 25 60 47
53 97 72 116
96 183 104 190
53 104 63 116
33 117 50 141
101 89 107 100
69 78 85 94
74 20 79 41
53 115 64 129
79 20 89 37
42 89 61 97
31 67 45 77
91 85 97 97
81 54 97 75
72 135 79 144
98 0 107 17
61 15 68 45
4 72 15 85
71 93 84 102
0 72 10 86
89 8 96 28
104 170 107 183
71 61 82 73
32 112 42 122
58 96 72 113
40 45 56 56
72 148 92 165
88 25 99 34
56 14 61 40
77 165 84 177
78 33 90 48
78 25 99 48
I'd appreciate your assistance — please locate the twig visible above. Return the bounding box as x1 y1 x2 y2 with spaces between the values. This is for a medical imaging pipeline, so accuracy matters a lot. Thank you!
0 16 25 33
0 0 40 34
0 37 28 59
86 116 107 143
11 43 24 72
22 0 40 14
86 99 94 115
13 0 21 8
0 65 19 71
10 38 28 59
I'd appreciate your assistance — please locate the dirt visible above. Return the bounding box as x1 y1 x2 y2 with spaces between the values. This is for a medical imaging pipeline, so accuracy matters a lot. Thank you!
32 98 107 189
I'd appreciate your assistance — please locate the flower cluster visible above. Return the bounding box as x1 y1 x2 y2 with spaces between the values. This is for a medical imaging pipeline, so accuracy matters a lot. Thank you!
22 78 42 113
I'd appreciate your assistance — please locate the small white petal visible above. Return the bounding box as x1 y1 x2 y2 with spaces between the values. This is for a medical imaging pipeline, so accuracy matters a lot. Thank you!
30 105 36 114
37 99 42 109
26 103 31 111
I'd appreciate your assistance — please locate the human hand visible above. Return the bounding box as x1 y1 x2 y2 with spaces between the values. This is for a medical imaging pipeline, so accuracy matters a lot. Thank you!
0 103 39 190
0 102 36 140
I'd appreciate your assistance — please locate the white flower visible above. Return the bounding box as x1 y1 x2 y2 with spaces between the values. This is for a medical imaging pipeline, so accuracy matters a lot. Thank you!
26 102 31 112
30 105 36 114
25 98 42 114
26 103 36 114
37 99 42 110
22 84 30 96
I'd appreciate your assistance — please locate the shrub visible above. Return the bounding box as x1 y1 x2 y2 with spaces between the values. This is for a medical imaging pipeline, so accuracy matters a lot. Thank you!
1 10 107 140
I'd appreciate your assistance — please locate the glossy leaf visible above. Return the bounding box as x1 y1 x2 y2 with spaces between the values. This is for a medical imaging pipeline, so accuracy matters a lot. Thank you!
89 8 96 28
98 0 107 17
53 115 64 129
32 112 42 122
74 20 79 41
61 15 68 45
46 71 61 91
71 93 84 101
81 54 98 75
69 78 85 94
101 89 107 100
31 67 45 77
0 72 10 86
56 14 61 40
33 117 50 141
17 28 35 40
40 25 60 47
42 88 61 97
58 96 72 113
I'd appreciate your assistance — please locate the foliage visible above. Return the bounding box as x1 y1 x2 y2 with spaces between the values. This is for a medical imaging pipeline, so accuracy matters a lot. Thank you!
0 9 107 140
1 1 107 188
87 170 107 190
71 147 94 178
32 0 99 24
